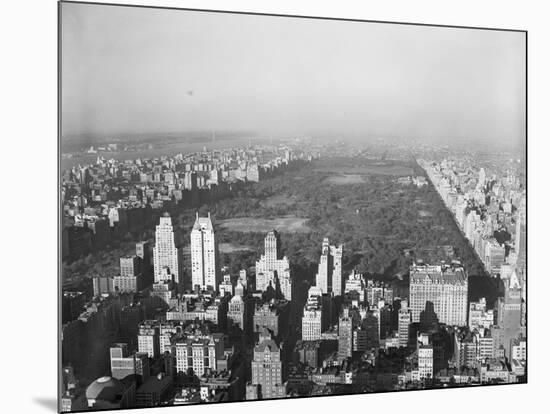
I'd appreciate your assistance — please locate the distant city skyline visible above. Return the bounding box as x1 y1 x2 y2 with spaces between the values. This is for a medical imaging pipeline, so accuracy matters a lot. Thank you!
61 3 525 148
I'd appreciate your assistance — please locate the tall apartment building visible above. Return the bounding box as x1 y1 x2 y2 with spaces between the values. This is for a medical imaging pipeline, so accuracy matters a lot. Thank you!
138 321 160 358
238 269 247 290
515 200 526 272
302 291 323 341
120 256 140 277
255 231 292 300
174 333 225 377
190 213 219 291
484 239 506 276
363 311 380 349
409 263 468 327
477 167 486 189
136 241 152 287
263 230 281 269
338 307 353 359
227 294 246 331
250 330 286 400
93 276 114 296
114 274 141 293
153 213 181 284
182 171 197 191
315 238 343 296
379 303 393 339
398 304 412 348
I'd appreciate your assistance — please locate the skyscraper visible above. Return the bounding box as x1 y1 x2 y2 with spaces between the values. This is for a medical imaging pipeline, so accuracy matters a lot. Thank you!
302 289 323 341
362 310 380 349
316 238 331 294
136 241 152 287
153 213 181 284
409 263 468 327
250 329 286 400
338 307 353 359
93 276 114 296
115 255 142 293
238 269 248 290
113 273 140 293
484 239 505 276
227 294 246 330
315 238 343 296
255 231 292 300
477 167 486 189
332 244 343 296
515 197 526 274
398 302 412 348
190 213 219 291
264 230 281 269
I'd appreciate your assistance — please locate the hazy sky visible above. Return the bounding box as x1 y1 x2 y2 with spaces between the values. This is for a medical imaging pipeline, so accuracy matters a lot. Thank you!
61 3 525 146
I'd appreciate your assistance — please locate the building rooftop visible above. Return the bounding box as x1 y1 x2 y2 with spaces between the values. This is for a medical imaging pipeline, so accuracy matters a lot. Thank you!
136 373 172 394
86 376 127 402
255 332 280 353
410 263 467 284
192 213 213 231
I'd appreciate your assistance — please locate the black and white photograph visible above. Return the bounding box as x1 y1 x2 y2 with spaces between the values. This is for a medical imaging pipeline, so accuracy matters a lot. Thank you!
56 1 528 412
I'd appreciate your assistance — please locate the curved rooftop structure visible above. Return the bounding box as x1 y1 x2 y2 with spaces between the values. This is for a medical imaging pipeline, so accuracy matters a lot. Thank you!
86 376 125 402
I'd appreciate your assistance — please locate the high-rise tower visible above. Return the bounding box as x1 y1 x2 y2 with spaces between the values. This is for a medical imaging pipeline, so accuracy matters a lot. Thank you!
153 213 181 284
338 307 353 359
249 329 286 400
190 212 219 291
315 238 343 296
263 230 281 270
255 230 292 300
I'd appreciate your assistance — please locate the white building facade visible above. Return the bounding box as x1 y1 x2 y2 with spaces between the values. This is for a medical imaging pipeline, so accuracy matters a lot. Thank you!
153 213 180 283
190 213 219 291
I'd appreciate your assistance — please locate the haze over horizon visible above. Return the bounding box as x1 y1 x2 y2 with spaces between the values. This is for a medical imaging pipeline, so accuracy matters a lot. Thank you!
61 3 526 149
